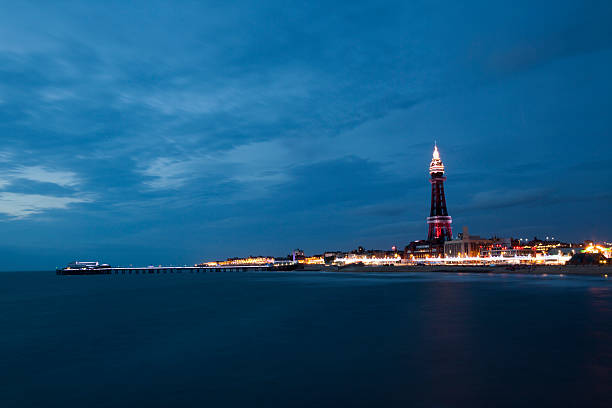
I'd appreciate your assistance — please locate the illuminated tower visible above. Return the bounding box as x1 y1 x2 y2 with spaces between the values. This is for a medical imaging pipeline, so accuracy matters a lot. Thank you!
427 144 452 241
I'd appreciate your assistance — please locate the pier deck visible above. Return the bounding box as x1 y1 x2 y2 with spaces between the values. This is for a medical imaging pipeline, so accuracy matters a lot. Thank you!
57 264 294 275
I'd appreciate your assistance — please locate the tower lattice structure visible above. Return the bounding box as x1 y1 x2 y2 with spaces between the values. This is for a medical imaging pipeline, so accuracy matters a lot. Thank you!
427 145 452 241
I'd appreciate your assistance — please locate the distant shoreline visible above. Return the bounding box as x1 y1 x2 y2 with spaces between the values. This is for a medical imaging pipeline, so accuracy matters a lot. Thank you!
299 264 612 277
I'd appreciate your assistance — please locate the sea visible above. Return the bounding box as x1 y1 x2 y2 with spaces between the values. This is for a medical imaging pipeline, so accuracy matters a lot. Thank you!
0 270 610 407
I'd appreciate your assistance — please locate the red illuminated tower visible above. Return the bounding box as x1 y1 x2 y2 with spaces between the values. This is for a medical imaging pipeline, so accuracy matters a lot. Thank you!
427 144 452 241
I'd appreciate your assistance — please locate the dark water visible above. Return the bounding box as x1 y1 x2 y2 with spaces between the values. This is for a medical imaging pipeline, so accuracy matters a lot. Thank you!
0 271 610 407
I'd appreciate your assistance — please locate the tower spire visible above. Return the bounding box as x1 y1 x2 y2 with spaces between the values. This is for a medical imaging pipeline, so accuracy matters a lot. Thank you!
429 144 444 174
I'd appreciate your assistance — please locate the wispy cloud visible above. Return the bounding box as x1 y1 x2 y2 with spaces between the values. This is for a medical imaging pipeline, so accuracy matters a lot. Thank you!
39 87 78 102
120 68 316 118
0 165 89 218
0 192 90 218
139 139 296 194
10 166 80 187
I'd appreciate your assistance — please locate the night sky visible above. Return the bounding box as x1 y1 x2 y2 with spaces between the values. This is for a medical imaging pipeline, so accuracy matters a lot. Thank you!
1 1 611 270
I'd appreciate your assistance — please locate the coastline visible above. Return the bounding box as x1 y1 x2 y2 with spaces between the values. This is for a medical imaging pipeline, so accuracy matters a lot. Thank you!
300 264 612 277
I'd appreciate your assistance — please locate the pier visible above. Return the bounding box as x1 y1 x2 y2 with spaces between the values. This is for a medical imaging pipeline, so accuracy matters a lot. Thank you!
57 264 296 275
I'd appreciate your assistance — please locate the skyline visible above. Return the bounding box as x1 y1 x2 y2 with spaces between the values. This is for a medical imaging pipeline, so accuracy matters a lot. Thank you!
1 1 611 270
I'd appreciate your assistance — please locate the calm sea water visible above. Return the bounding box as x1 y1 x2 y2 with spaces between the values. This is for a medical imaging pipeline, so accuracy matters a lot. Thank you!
0 270 610 407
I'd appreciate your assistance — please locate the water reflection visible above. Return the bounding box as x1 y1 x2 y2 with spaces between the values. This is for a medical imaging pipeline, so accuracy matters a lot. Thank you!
413 281 477 405
584 286 612 402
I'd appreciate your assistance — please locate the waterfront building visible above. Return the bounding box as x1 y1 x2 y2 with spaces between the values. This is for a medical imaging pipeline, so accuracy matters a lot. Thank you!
480 240 527 258
444 227 492 258
292 249 305 262
512 237 581 256
582 242 612 259
333 247 401 265
403 240 444 260
324 251 344 265
200 256 275 266
333 253 401 266
302 256 325 265
547 247 581 257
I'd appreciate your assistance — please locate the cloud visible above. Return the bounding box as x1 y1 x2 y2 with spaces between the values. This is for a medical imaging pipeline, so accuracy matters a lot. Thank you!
121 68 317 119
0 165 89 218
10 166 79 187
139 157 194 190
0 192 89 218
39 87 78 102
137 111 431 200
139 139 297 194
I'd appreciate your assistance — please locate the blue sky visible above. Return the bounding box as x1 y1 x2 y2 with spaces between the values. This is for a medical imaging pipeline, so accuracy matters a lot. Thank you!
0 1 611 269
